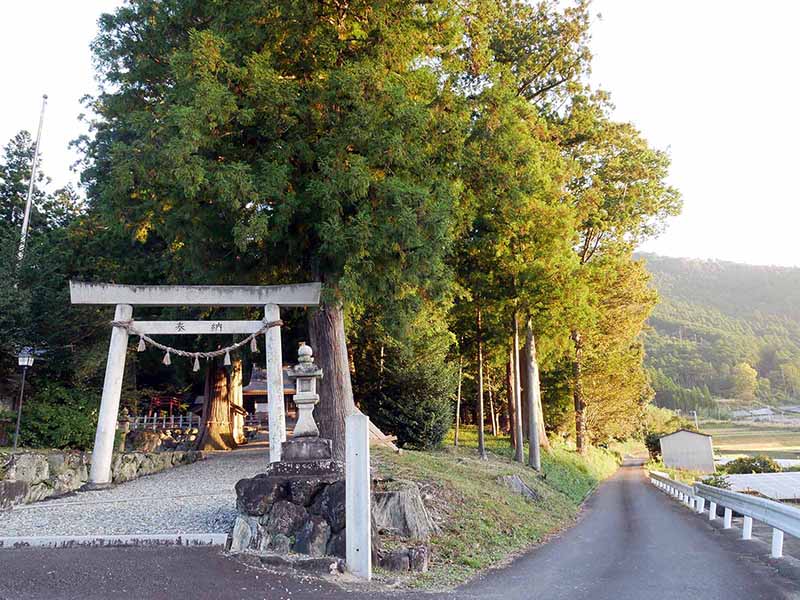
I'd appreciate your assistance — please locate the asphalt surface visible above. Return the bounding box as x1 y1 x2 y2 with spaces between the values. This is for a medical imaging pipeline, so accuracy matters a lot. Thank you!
1 462 798 600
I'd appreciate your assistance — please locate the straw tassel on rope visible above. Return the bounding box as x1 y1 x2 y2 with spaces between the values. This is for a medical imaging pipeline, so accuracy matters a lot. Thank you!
163 351 171 366
137 336 146 352
250 337 258 352
193 356 201 372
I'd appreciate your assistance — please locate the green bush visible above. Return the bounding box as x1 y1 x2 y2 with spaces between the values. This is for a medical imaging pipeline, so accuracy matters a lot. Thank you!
18 384 99 450
723 455 781 475
644 432 662 459
701 473 731 489
362 354 454 451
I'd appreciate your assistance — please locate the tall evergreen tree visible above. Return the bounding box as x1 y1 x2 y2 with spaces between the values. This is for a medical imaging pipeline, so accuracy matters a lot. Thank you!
82 0 468 459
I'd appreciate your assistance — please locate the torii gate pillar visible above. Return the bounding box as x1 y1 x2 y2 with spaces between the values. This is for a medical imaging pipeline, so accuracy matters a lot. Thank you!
87 303 132 488
264 303 286 463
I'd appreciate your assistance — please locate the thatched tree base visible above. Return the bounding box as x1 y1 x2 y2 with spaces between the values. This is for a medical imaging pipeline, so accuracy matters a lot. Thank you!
197 357 238 451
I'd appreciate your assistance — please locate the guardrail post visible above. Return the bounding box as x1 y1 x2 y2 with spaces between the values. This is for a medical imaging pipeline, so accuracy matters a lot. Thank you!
709 502 717 520
771 529 784 558
742 516 752 540
723 507 732 529
696 497 705 514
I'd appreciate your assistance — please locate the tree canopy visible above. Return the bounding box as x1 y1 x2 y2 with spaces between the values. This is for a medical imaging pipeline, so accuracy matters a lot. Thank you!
3 0 683 456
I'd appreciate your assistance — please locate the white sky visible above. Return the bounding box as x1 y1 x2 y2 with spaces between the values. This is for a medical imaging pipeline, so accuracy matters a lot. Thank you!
590 0 800 267
0 1 797 267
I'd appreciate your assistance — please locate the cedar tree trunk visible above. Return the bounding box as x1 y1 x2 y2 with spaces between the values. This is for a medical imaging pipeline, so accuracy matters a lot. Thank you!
476 306 487 460
487 372 498 437
197 358 237 451
454 356 463 447
571 329 587 454
512 312 524 463
524 317 541 470
309 300 358 462
507 354 516 447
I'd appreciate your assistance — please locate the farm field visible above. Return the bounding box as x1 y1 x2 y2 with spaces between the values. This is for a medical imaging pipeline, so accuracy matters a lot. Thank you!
702 421 800 460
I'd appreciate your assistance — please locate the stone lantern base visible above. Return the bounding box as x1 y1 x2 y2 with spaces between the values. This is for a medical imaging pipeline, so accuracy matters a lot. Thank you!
280 436 333 463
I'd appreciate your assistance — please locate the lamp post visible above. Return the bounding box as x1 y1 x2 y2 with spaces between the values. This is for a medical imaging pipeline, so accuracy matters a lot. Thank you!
13 347 35 452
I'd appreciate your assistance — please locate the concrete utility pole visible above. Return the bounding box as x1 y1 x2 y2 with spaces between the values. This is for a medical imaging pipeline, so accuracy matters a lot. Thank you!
17 94 47 263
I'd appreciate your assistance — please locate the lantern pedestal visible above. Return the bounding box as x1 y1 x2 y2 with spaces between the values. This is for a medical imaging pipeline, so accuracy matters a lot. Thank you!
281 436 333 462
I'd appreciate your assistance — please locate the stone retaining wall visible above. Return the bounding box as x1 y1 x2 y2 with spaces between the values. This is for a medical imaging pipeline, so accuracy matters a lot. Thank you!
0 449 204 510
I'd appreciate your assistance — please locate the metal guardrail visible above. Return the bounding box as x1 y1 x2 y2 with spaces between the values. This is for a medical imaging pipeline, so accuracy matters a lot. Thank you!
649 470 697 509
649 470 800 558
696 482 800 541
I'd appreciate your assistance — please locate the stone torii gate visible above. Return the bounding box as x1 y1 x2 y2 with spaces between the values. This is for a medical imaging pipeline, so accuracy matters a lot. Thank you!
69 281 321 488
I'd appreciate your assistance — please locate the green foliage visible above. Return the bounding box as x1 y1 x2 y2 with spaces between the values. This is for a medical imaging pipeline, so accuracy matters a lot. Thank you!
729 362 758 401
84 0 467 320
18 384 99 450
643 404 693 433
362 350 455 451
644 432 662 460
701 473 731 489
722 455 781 475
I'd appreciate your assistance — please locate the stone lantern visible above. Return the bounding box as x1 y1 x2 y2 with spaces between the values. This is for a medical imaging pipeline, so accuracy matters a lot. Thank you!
282 342 331 461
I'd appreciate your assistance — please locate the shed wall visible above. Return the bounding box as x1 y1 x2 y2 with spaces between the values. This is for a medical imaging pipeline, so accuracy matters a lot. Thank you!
660 432 715 473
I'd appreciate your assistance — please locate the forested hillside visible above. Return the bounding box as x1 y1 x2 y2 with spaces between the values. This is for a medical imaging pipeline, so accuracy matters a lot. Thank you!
641 254 800 414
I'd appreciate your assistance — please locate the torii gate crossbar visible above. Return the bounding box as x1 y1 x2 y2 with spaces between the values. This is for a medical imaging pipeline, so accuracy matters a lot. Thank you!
69 281 322 488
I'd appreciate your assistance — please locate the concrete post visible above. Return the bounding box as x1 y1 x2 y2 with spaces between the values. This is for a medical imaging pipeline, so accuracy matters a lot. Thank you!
709 502 717 520
772 528 784 558
723 507 732 529
742 516 753 540
264 304 286 463
346 413 371 580
88 304 132 487
696 497 705 514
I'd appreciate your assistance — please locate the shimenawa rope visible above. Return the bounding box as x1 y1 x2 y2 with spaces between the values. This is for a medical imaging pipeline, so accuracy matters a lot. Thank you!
110 319 282 369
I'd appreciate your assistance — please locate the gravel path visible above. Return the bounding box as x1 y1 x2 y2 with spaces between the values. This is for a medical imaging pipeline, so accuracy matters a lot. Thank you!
0 447 270 537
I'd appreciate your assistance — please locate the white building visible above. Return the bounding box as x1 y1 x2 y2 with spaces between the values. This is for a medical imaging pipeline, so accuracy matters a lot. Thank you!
659 429 715 473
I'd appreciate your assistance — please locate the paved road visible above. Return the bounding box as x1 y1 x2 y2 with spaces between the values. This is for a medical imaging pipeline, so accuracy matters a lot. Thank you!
1 463 798 600
465 460 800 600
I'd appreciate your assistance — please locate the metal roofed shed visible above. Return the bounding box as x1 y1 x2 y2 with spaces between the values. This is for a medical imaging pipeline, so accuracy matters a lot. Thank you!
659 429 715 473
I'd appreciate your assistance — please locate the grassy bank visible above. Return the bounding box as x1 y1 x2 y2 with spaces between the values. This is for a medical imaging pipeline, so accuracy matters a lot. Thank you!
372 428 620 588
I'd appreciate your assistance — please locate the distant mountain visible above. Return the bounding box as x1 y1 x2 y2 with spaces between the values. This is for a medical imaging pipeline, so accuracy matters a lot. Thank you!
638 253 800 415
